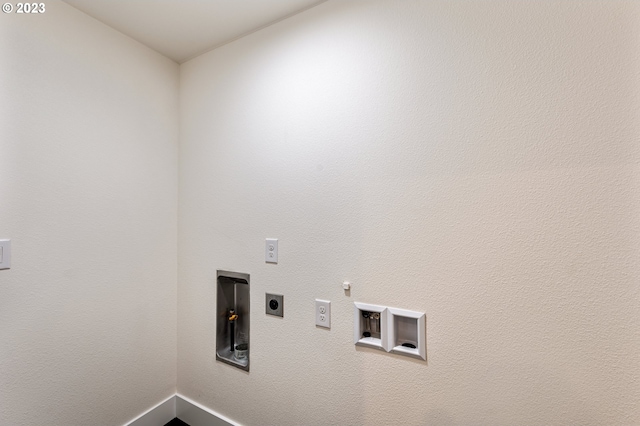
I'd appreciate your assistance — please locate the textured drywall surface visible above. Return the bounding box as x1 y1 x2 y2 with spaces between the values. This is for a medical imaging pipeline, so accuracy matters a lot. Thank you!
0 2 179 425
178 1 640 425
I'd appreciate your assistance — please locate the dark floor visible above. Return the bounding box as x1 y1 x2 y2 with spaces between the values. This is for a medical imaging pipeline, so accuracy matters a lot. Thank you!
163 418 189 426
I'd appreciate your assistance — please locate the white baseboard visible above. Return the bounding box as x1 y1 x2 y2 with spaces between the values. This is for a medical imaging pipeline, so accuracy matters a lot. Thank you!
124 393 238 426
126 395 176 426
176 394 237 426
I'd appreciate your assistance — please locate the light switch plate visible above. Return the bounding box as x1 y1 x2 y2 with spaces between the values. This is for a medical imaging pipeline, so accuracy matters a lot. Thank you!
265 238 278 263
0 239 11 269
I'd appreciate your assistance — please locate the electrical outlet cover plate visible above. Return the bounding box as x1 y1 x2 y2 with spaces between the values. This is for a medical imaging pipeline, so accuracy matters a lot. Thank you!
265 238 278 263
315 299 331 328
266 293 283 317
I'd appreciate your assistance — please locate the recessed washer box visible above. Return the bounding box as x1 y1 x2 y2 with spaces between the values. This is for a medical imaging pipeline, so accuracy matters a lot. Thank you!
353 302 388 352
216 270 250 372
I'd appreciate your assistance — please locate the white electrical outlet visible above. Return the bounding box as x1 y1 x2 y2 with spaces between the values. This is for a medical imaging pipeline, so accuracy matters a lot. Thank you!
265 238 278 263
315 299 330 328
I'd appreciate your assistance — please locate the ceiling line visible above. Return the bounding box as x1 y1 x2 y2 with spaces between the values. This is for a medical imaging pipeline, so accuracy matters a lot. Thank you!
179 0 328 64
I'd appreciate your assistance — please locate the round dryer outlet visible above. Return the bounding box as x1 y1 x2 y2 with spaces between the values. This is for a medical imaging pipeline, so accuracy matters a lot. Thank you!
265 293 284 317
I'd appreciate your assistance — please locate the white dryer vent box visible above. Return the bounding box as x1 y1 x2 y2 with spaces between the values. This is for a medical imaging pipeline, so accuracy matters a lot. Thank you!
387 307 426 360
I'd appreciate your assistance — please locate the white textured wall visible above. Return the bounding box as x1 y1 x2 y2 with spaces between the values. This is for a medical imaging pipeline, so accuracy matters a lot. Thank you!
0 2 178 425
178 1 640 425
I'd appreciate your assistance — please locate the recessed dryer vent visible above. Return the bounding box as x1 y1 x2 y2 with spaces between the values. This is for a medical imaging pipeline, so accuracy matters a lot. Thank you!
388 307 426 360
216 270 250 372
